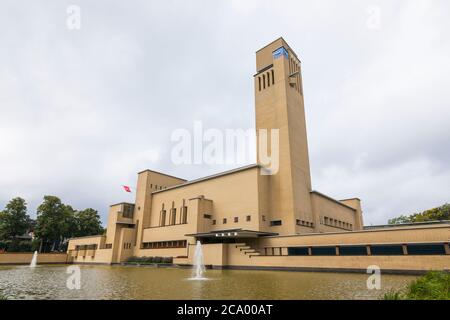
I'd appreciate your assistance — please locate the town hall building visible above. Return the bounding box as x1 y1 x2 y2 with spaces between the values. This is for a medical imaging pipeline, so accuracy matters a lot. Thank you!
68 38 450 273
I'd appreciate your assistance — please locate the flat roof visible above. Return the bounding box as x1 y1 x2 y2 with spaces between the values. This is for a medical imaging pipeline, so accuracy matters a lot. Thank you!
255 36 300 60
364 220 450 230
264 223 450 239
310 191 357 211
109 202 135 207
151 164 260 194
137 169 187 181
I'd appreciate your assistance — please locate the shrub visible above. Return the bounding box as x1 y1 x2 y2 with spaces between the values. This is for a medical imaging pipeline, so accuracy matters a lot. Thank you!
0 240 9 251
0 240 35 252
406 271 450 300
383 271 450 300
162 257 173 264
126 256 172 264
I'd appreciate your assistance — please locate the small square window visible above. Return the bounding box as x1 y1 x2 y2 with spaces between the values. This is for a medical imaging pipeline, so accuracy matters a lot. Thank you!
246 215 251 222
270 220 282 226
212 220 216 225
234 217 238 223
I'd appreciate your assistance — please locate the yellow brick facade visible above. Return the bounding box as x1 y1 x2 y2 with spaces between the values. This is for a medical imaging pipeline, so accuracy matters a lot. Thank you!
67 38 450 273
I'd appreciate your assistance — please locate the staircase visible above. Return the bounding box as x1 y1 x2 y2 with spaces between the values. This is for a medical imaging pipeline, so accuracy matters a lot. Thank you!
235 243 261 257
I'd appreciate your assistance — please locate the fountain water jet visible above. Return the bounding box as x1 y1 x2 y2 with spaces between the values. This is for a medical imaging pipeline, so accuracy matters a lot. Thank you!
189 241 207 280
30 251 38 268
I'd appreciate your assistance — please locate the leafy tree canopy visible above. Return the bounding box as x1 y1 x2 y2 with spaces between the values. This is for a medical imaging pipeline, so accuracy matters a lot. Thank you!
388 203 450 225
0 197 31 239
74 208 104 237
34 196 76 242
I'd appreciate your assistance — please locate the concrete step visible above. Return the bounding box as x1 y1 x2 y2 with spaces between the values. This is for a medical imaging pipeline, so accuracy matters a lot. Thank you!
248 252 261 257
243 249 260 254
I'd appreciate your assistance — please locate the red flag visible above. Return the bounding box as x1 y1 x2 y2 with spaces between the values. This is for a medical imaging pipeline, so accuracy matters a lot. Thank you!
122 185 132 193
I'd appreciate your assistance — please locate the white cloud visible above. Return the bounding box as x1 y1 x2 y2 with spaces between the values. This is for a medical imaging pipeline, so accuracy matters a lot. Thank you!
0 0 449 225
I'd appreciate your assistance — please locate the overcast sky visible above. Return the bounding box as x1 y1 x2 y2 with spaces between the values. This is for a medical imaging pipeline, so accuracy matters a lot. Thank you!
1 0 449 225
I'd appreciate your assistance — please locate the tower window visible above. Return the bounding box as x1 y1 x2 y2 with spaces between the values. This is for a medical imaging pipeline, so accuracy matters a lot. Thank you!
270 220 282 226
160 210 166 227
171 208 177 225
262 74 266 89
258 76 261 91
267 72 270 87
182 206 188 224
271 69 274 85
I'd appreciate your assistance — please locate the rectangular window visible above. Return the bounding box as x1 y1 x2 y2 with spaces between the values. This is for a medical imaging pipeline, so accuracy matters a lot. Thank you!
171 208 177 225
370 245 404 256
246 215 251 222
160 210 166 227
204 214 212 219
270 220 282 226
141 240 187 249
182 206 188 224
339 246 368 256
223 218 227 224
234 217 238 223
311 246 337 256
288 247 309 256
407 243 446 255
122 204 134 218
212 220 216 225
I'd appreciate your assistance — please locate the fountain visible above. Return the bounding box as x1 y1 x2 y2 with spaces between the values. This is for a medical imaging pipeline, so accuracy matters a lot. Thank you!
189 241 207 280
30 251 38 268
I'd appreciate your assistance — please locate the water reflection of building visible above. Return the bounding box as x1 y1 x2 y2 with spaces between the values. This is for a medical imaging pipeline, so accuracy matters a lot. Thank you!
68 38 450 273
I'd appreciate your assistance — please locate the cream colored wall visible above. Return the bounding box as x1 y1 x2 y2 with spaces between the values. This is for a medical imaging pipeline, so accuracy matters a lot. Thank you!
187 243 227 266
340 198 364 230
0 253 68 265
148 167 260 233
225 244 450 272
67 235 106 250
139 247 188 258
117 227 135 262
257 225 450 249
255 37 314 235
133 170 187 256
310 193 358 233
71 249 113 264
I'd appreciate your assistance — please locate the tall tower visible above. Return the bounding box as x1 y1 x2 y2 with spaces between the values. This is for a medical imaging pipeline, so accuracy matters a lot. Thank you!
255 38 313 235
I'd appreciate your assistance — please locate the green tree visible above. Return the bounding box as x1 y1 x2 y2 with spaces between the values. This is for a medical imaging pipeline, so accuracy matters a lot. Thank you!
34 196 76 251
388 215 411 225
0 197 31 240
383 271 450 300
388 203 450 225
74 208 104 237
